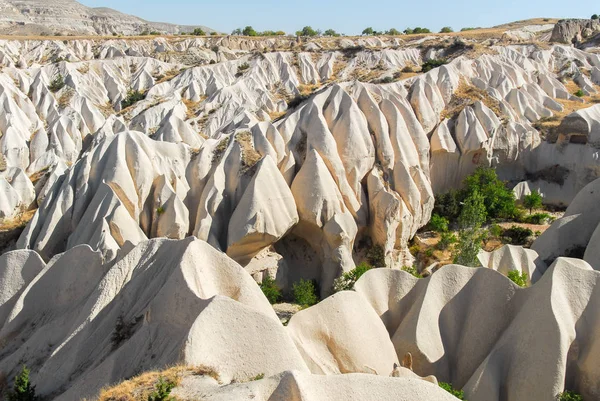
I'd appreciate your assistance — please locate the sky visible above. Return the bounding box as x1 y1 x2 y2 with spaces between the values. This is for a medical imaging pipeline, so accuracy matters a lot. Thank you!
79 0 599 35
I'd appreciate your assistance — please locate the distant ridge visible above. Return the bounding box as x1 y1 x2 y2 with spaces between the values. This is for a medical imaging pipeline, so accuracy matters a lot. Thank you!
0 0 214 36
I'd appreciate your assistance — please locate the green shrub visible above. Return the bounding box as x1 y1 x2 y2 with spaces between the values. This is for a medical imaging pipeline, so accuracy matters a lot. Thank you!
296 26 319 37
574 89 585 97
558 390 584 401
439 382 465 399
523 190 543 213
434 190 461 221
402 266 421 278
437 231 457 250
250 373 265 381
421 59 447 73
7 366 37 401
366 244 386 267
293 279 318 307
243 26 258 36
507 270 528 287
121 89 146 109
260 276 282 304
454 190 486 266
236 62 251 77
49 74 65 93
362 27 375 36
463 167 517 220
440 26 454 33
523 213 552 225
592 14 599 20
502 226 533 245
148 377 176 401
192 28 206 36
429 214 450 233
386 28 402 35
333 262 373 292
489 224 504 238
324 29 340 37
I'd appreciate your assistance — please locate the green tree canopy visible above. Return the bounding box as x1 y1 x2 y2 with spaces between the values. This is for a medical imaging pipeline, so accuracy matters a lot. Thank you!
523 190 543 214
362 27 375 35
243 26 258 36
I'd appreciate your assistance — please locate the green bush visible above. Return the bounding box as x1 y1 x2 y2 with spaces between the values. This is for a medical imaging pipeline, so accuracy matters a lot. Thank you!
502 226 533 245
192 28 206 36
574 89 585 98
367 244 386 267
243 26 258 36
433 190 461 221
362 27 375 36
333 262 373 292
523 213 552 225
437 231 457 250
592 14 599 20
402 266 421 278
386 28 402 35
121 89 146 109
236 62 251 77
7 366 37 401
440 26 454 33
421 59 447 73
429 214 450 233
507 270 528 287
324 29 340 37
558 390 583 401
148 377 176 401
296 26 319 37
260 276 282 304
293 279 318 307
49 74 65 93
439 382 465 399
523 190 543 213
454 190 487 266
489 224 504 238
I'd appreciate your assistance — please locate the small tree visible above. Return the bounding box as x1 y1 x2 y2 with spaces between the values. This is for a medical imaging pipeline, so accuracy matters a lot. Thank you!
592 14 599 20
192 28 206 36
523 190 543 214
440 26 454 33
231 28 242 35
386 28 401 35
439 382 465 399
404 28 414 35
242 26 258 36
296 26 318 37
362 27 375 36
7 366 37 401
323 29 340 37
147 377 176 401
454 190 487 267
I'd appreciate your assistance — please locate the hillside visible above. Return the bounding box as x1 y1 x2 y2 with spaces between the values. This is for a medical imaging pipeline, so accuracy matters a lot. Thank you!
0 0 214 36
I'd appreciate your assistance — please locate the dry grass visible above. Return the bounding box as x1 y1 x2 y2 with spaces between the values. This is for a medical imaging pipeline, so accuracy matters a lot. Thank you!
0 153 6 171
235 131 262 172
97 365 220 401
97 101 116 118
0 209 36 232
155 68 181 84
298 83 319 97
77 64 90 74
441 79 504 120
182 98 203 120
57 88 75 109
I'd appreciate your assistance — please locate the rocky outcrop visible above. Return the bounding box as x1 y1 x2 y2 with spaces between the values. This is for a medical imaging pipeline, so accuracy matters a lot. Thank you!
550 18 600 44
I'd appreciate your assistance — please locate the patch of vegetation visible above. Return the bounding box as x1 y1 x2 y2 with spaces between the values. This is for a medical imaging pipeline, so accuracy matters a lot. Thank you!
212 137 230 165
121 89 146 109
111 315 140 349
192 28 206 36
366 244 386 267
439 382 465 399
236 62 251 77
404 27 431 35
523 190 543 214
7 366 37 401
523 213 553 225
440 26 454 33
429 214 450 233
574 89 585 98
250 373 265 381
386 28 402 35
333 262 373 292
502 226 533 246
292 279 319 307
323 29 341 37
508 270 528 287
260 276 282 304
296 26 319 37
48 74 65 93
421 59 448 73
453 189 487 267
156 206 165 215
437 231 458 250
147 377 176 401
463 167 517 220
442 80 504 120
558 390 583 401
362 27 375 36
402 265 422 278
